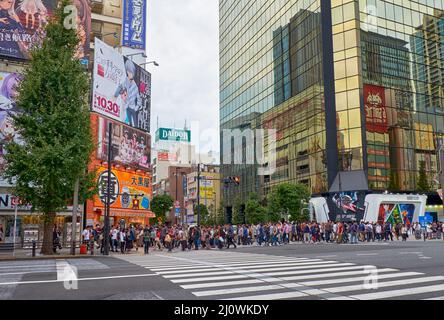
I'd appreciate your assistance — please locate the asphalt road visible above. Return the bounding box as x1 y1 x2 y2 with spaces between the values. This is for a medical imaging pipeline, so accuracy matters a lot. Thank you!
1 240 443 300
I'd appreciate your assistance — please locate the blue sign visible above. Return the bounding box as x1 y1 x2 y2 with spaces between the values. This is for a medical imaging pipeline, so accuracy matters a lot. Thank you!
175 207 181 217
419 213 433 227
122 0 147 50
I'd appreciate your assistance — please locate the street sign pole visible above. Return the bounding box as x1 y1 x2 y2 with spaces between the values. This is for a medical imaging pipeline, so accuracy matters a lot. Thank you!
103 122 112 256
197 163 201 226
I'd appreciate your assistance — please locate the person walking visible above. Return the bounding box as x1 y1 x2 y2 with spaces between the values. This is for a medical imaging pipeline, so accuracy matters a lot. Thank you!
350 222 358 244
226 224 237 249
401 224 408 241
165 230 173 252
111 226 118 252
375 223 382 242
119 228 126 254
303 223 310 243
194 226 200 250
336 222 343 244
143 226 151 254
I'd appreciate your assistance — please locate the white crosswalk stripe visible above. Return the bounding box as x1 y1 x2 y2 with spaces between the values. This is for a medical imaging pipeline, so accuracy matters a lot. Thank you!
0 259 109 299
117 251 444 300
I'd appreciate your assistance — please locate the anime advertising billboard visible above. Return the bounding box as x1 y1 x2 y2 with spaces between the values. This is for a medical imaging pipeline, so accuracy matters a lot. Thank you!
0 0 91 61
326 191 366 222
93 166 152 212
96 115 151 170
0 72 22 174
122 0 146 50
364 84 388 133
92 38 151 132
377 203 415 226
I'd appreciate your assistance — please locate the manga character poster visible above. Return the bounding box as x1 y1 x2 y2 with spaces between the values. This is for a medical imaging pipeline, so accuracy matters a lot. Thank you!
0 72 22 174
96 115 151 170
92 38 151 132
0 0 90 60
377 203 415 226
326 191 366 222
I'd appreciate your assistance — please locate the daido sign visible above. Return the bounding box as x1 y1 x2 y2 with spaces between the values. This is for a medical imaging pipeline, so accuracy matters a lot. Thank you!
155 128 191 142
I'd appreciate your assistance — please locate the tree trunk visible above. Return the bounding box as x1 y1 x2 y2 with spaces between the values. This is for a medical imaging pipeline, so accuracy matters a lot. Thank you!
41 212 56 255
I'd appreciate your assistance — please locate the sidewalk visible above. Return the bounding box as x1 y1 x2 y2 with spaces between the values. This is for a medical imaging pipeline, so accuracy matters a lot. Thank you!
0 247 103 261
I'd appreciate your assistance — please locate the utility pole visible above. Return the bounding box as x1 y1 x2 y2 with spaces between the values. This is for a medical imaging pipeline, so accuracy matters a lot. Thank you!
439 144 444 202
196 164 201 225
103 122 112 256
338 171 343 222
71 178 79 255
175 167 178 225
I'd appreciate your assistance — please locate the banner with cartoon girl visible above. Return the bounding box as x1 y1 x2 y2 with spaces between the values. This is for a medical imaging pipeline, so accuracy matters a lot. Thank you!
0 0 90 60
0 72 22 174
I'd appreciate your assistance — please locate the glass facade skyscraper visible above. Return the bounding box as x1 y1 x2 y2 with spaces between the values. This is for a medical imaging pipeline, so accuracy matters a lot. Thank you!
220 0 444 217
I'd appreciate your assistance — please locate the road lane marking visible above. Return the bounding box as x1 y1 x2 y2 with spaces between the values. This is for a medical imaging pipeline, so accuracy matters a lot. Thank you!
223 291 309 300
0 273 158 286
324 276 444 294
182 279 263 289
300 272 423 286
193 285 283 297
349 284 444 300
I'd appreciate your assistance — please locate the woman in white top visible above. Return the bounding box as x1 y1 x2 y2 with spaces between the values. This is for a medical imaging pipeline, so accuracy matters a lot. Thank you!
401 225 408 241
119 229 126 254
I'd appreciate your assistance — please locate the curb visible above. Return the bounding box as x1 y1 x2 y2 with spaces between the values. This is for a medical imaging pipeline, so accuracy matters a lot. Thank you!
0 254 109 261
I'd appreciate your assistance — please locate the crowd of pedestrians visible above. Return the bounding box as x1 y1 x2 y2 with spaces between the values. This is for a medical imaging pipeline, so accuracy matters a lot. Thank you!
80 220 444 254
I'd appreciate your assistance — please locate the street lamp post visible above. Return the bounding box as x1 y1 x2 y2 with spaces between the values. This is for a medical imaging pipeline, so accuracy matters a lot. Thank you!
103 122 112 256
439 144 444 200
12 199 18 257
126 52 147 60
197 163 201 226
139 61 160 67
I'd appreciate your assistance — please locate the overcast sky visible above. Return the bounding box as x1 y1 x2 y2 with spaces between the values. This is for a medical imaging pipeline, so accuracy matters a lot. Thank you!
145 0 220 156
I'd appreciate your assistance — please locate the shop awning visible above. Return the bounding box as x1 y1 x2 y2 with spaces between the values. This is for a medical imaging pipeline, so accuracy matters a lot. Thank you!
94 207 155 218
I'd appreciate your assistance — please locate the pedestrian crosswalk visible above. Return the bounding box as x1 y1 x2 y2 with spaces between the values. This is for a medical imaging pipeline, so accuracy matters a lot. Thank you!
0 259 110 299
117 251 444 300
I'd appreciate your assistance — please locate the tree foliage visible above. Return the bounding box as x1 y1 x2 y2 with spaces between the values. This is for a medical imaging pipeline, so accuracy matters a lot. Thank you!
231 196 244 224
267 183 311 222
245 193 267 224
2 0 94 254
195 204 209 225
151 194 174 219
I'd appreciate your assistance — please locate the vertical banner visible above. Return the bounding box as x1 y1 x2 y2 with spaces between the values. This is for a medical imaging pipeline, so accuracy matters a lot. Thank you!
364 84 388 133
122 0 146 50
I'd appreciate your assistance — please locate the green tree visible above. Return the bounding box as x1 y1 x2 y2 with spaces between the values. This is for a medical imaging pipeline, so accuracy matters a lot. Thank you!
2 1 94 255
267 183 311 222
151 194 174 220
216 201 226 225
417 160 430 192
245 193 267 224
195 204 209 225
232 196 244 224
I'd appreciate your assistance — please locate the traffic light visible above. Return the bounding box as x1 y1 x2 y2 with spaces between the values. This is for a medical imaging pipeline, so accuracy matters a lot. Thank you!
223 176 240 186
132 197 140 209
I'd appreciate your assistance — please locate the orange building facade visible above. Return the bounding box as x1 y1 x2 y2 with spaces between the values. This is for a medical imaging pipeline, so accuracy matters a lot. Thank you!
86 114 154 228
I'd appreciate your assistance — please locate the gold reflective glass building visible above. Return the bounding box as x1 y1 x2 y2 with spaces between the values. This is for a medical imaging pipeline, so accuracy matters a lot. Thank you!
220 0 444 218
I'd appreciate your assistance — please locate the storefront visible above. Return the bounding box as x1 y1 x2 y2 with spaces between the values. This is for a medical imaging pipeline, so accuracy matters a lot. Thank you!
0 206 82 249
86 165 154 228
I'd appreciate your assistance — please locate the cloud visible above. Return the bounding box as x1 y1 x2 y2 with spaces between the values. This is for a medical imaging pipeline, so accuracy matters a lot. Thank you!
146 0 219 155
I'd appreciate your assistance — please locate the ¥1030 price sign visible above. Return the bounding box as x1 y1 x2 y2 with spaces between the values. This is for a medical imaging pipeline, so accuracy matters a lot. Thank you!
93 93 121 118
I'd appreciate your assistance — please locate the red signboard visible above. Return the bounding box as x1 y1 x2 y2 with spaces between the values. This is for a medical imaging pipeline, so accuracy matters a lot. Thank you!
364 84 388 133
